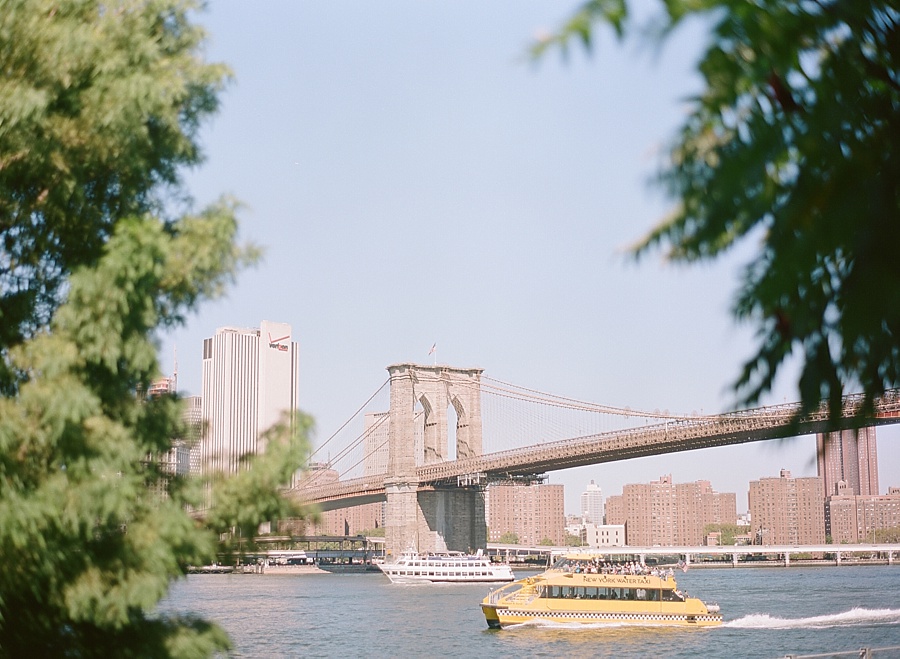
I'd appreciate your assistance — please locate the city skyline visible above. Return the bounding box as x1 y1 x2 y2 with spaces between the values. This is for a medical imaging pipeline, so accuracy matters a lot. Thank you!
157 2 900 515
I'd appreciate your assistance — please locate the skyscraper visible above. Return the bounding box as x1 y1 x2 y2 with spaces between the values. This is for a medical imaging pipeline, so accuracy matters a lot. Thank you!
816 427 879 496
580 479 604 525
200 321 299 476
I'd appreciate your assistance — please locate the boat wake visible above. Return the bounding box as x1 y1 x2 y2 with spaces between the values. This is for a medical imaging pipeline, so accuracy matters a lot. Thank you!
724 607 900 629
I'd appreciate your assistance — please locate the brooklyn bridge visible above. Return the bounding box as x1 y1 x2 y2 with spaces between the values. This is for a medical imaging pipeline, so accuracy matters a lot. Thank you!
289 363 900 557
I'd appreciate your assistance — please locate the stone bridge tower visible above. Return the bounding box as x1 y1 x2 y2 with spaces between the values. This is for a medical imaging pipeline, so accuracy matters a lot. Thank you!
384 363 486 557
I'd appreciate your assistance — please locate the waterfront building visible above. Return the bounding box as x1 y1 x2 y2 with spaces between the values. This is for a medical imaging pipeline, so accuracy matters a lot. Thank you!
294 462 386 536
362 409 425 477
816 427 879 497
584 523 625 548
605 475 736 546
580 479 604 525
565 517 586 544
305 503 386 537
748 469 825 545
605 495 624 533
199 321 300 479
183 395 203 475
147 374 177 398
363 411 390 476
487 482 565 546
144 376 191 499
826 483 900 543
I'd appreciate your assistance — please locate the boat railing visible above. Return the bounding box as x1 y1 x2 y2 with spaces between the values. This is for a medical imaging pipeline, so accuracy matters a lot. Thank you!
488 581 538 604
486 580 530 605
505 590 540 607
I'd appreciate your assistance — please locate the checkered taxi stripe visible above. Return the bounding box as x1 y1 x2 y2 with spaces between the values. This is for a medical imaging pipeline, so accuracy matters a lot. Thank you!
506 610 722 624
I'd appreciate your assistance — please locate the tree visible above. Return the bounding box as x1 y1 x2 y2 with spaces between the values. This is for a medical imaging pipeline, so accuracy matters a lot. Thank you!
703 523 742 545
0 0 229 392
499 532 520 544
0 1 308 655
536 0 899 421
565 533 583 546
874 526 900 543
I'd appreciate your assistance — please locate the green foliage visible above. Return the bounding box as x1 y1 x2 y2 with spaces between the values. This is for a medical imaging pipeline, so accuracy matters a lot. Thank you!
0 216 250 655
538 537 555 546
874 526 900 543
0 1 307 655
565 533 583 547
0 0 231 391
538 0 900 421
204 417 314 559
499 532 520 544
359 527 386 537
703 523 742 545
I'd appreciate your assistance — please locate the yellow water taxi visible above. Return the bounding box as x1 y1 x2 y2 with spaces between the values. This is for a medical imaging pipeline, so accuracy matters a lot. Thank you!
481 553 722 629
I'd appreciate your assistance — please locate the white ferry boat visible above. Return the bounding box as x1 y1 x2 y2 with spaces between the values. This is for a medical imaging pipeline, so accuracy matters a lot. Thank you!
377 548 515 584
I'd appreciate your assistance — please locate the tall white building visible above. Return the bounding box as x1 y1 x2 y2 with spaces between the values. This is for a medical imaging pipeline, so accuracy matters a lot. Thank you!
362 410 425 477
580 479 604 524
200 321 299 476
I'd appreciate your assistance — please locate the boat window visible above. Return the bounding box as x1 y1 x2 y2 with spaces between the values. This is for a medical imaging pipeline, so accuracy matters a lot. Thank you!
662 589 684 602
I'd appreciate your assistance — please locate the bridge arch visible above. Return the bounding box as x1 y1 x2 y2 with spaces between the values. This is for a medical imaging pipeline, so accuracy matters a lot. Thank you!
388 363 483 468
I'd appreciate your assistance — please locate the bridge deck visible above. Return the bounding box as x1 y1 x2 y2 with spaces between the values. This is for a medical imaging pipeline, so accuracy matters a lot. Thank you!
294 390 900 508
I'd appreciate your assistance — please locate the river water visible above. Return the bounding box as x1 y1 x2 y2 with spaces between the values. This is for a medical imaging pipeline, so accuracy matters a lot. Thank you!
161 565 900 658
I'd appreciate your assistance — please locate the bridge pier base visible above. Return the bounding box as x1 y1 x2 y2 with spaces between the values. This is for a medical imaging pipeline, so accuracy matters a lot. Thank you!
385 480 419 559
385 482 487 558
418 487 486 554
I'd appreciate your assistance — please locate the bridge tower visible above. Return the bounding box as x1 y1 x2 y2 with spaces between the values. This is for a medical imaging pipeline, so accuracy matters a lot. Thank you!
384 363 486 557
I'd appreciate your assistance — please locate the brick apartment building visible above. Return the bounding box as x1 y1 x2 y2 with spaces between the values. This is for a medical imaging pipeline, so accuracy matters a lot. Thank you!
605 475 736 546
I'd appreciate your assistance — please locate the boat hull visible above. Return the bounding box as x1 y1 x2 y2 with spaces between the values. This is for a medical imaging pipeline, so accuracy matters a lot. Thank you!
481 603 722 629
382 572 515 584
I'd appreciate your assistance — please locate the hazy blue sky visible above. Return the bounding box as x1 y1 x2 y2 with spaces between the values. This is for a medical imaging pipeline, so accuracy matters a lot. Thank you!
160 1 900 515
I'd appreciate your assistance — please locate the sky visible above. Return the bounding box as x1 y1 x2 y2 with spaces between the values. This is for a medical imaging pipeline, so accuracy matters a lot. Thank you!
159 1 900 515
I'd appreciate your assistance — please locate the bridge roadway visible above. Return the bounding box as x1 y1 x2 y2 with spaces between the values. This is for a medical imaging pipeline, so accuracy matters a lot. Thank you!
298 389 900 511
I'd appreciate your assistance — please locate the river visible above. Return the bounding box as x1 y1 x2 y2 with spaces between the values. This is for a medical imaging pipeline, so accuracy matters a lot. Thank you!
160 565 900 658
